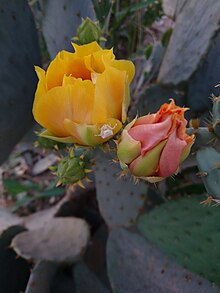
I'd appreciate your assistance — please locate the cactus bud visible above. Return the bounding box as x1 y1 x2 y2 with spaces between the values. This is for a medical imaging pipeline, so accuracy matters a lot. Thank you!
54 152 86 186
117 100 195 182
75 17 103 45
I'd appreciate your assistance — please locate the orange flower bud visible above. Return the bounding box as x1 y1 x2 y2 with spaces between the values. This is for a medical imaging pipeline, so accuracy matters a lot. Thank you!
117 100 195 182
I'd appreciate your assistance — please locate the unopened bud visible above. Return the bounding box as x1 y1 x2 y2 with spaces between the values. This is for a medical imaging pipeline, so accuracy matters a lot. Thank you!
74 17 104 45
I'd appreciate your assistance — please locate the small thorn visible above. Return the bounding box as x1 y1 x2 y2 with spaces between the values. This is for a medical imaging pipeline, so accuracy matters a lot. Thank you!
85 177 92 182
196 171 208 177
78 180 86 189
56 180 62 187
85 169 93 173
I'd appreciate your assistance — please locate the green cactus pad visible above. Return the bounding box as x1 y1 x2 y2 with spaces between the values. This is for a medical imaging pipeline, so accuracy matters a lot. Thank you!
137 196 220 284
135 84 185 117
94 151 148 228
196 147 220 198
25 261 58 293
74 262 111 293
0 226 30 292
40 0 95 58
162 0 187 18
158 1 220 85
107 228 219 292
11 218 90 263
0 0 41 164
187 35 220 113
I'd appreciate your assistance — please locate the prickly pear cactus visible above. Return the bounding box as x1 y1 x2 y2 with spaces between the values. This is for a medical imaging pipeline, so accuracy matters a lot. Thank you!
162 0 188 18
135 84 185 116
158 0 220 85
0 0 41 164
196 147 220 199
137 196 220 284
12 218 90 263
0 226 31 293
40 0 95 58
107 228 220 293
94 151 148 228
187 34 220 113
25 261 58 293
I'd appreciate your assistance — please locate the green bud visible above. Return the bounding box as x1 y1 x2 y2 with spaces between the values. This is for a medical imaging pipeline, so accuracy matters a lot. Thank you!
55 155 86 186
75 17 103 45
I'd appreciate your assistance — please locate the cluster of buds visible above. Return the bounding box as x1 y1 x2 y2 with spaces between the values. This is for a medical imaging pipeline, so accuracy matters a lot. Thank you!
32 17 195 187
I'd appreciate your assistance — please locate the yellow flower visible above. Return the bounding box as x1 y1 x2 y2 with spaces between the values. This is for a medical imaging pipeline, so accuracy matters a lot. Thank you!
33 41 135 146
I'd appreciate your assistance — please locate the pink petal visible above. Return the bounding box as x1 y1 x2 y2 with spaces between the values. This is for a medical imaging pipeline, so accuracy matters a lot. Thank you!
158 129 187 177
128 116 172 154
134 113 157 126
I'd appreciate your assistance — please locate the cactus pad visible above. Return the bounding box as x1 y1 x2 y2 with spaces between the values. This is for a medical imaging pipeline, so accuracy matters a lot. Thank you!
107 227 219 292
138 196 220 284
158 1 220 85
94 151 148 228
11 218 90 263
196 147 220 198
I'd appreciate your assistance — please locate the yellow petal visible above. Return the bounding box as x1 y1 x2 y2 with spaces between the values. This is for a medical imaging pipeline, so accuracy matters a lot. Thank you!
67 79 95 124
84 49 115 73
110 60 135 84
72 41 101 57
33 66 47 116
62 75 76 86
46 50 91 89
34 80 95 137
64 118 122 146
93 67 128 124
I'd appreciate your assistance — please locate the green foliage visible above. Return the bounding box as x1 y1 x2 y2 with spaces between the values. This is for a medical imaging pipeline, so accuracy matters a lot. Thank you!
145 44 153 59
3 178 64 212
138 196 220 284
92 0 113 27
143 0 163 26
92 0 165 58
161 27 173 47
